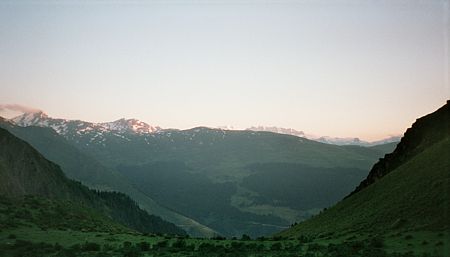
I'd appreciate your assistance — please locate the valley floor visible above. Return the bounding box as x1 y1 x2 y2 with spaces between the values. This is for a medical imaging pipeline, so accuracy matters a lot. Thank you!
0 227 448 257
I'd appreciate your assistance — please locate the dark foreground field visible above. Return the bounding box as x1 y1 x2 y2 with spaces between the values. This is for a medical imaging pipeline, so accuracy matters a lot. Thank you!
1 226 448 257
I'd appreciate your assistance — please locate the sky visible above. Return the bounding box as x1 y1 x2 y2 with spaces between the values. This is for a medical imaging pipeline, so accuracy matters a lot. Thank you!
0 0 449 141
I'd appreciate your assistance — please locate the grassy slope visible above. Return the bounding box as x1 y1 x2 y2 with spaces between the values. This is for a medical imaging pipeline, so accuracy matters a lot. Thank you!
352 102 450 196
0 195 130 234
278 136 450 238
0 196 304 257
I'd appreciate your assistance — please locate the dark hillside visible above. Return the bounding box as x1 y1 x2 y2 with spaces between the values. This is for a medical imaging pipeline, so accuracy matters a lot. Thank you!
0 128 185 235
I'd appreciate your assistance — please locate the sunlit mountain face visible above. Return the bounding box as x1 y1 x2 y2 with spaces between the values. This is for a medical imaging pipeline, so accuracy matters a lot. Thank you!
11 111 161 140
11 111 400 147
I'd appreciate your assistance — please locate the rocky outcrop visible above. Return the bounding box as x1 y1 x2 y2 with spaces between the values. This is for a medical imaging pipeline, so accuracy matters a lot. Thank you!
348 100 450 197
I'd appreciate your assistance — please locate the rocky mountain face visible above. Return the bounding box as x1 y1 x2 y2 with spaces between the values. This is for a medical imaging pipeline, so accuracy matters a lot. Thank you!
350 100 450 196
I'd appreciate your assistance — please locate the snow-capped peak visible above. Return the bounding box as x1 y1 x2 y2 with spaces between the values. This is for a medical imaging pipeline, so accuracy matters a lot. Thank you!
246 125 401 146
246 126 306 137
11 111 50 127
99 118 160 134
10 111 160 136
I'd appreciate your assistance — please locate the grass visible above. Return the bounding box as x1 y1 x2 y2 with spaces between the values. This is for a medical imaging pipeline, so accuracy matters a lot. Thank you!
2 195 441 256
0 195 447 257
2 226 448 256
0 195 129 234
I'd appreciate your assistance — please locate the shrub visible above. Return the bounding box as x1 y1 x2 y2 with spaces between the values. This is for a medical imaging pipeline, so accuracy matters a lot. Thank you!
53 243 63 250
13 239 32 248
122 248 141 257
171 239 186 248
103 244 116 251
297 235 311 243
241 234 251 241
435 241 443 246
61 248 78 257
70 243 81 251
138 241 150 251
229 241 245 250
81 242 101 251
270 242 282 251
123 241 133 249
307 243 321 251
198 242 214 252
370 236 384 248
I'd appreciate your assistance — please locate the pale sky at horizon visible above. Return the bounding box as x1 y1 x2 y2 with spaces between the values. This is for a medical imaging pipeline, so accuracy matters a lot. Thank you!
0 0 449 141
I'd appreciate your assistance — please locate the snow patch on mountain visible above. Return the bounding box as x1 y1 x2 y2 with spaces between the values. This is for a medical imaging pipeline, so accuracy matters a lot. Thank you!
246 126 306 137
10 112 161 138
99 118 160 134
11 111 49 127
10 111 400 147
246 126 401 146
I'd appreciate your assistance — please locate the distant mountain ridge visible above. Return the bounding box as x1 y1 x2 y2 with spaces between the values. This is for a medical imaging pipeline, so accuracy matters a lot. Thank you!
314 135 401 146
10 111 399 146
246 126 306 137
246 126 400 146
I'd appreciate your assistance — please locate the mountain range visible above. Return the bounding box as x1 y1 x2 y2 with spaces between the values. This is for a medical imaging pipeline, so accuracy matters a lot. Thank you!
246 126 401 146
11 111 400 147
1 112 397 237
0 101 448 257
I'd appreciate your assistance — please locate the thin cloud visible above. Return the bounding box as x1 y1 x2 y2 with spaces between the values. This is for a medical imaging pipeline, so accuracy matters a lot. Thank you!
0 104 42 114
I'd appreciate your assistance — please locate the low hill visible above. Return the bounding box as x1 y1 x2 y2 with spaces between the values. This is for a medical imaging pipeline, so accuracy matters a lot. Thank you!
278 101 450 238
0 127 185 236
